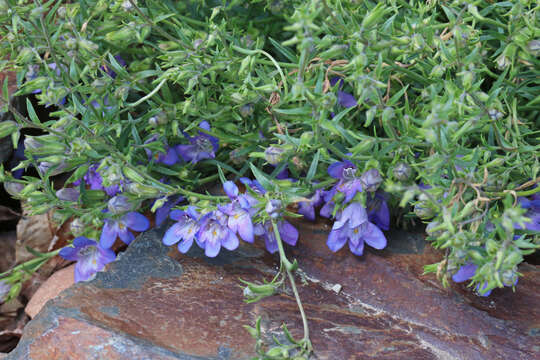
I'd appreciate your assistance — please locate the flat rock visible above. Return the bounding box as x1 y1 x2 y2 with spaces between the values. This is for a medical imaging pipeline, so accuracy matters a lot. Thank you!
7 219 539 359
25 265 75 319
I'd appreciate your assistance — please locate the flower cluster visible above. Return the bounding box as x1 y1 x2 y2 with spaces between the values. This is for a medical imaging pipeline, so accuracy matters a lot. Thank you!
162 180 299 257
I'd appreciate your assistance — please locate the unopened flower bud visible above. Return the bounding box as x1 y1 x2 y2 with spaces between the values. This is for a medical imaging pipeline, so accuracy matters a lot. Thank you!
322 92 337 109
57 6 66 18
269 1 283 14
78 38 98 52
264 146 286 165
65 37 77 50
265 199 282 218
488 109 503 120
107 195 132 214
0 281 11 303
360 168 382 192
501 269 517 286
56 188 80 201
38 160 67 176
91 78 108 94
4 182 24 197
239 103 254 118
291 156 305 171
229 148 247 165
393 162 412 181
70 218 84 236
425 221 443 237
527 40 540 54
122 0 134 11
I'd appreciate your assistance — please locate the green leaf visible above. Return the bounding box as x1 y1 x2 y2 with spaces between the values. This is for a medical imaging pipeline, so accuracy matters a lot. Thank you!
26 99 40 124
249 163 275 191
306 149 320 183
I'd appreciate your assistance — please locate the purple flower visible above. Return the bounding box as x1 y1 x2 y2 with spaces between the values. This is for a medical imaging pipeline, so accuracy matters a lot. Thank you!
360 168 383 192
219 181 255 243
254 220 298 254
452 262 518 296
73 164 120 196
240 177 266 194
298 189 324 221
100 212 150 248
59 237 116 282
320 187 337 218
328 160 363 203
196 210 239 257
326 202 387 256
162 206 200 253
176 121 219 163
155 195 184 227
144 135 179 166
366 192 390 231
330 77 358 108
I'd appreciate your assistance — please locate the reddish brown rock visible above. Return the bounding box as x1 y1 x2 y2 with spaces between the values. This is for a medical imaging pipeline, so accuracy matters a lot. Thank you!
7 220 539 359
25 265 75 319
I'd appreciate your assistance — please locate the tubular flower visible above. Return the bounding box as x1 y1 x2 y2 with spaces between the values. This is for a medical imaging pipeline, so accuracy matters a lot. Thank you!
196 210 239 257
328 160 363 203
176 121 219 163
254 220 298 254
298 189 324 221
452 262 518 296
326 202 387 256
366 192 390 231
100 212 150 248
330 77 358 108
59 237 116 282
144 134 179 166
162 206 200 253
219 181 254 243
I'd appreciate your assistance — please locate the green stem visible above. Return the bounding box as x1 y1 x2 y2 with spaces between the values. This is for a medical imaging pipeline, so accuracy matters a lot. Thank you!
271 220 312 353
126 78 167 108
231 45 288 98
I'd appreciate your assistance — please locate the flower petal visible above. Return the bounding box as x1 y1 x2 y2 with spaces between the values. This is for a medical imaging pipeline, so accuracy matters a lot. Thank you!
178 237 194 253
74 256 99 283
264 233 278 254
59 246 79 261
118 229 135 245
96 246 116 265
452 263 477 283
205 238 221 257
327 161 347 179
223 181 239 199
99 221 117 249
327 229 347 252
163 223 182 246
222 231 239 251
348 238 364 256
160 148 179 166
279 221 298 246
363 222 387 250
298 202 316 221
123 212 150 232
73 236 96 249
337 91 357 108
234 212 254 243
170 209 184 221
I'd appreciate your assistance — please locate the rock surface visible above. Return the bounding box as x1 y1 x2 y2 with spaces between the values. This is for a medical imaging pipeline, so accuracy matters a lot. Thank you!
7 220 540 359
25 265 75 319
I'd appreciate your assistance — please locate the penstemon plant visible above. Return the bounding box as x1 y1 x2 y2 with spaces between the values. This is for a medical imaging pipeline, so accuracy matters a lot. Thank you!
0 0 539 358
